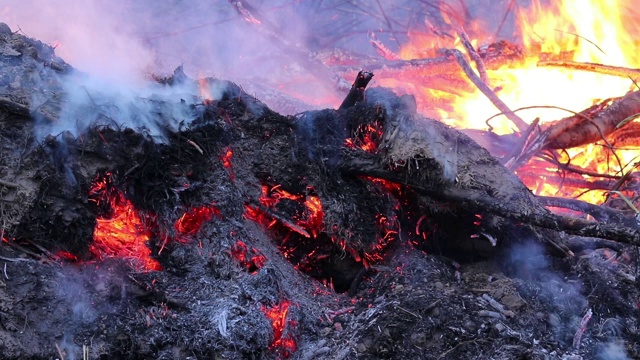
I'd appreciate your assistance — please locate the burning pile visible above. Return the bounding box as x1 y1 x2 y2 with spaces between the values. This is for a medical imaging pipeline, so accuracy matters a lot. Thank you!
1 0 640 359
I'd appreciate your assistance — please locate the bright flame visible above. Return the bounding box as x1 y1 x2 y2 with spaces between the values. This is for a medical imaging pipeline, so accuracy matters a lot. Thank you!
390 0 640 205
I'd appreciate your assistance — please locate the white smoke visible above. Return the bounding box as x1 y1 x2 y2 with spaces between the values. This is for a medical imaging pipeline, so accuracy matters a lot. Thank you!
598 341 630 360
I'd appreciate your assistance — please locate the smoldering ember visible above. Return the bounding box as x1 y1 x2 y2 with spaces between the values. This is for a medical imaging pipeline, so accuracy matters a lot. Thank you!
2 1 640 359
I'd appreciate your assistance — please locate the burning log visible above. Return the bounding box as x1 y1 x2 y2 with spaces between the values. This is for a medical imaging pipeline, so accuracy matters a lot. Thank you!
506 90 640 170
546 90 640 149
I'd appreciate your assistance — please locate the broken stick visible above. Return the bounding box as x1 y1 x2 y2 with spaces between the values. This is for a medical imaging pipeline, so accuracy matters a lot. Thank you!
339 71 374 110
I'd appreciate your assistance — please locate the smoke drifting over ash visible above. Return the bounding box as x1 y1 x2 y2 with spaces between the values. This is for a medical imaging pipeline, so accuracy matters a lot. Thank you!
2 0 338 111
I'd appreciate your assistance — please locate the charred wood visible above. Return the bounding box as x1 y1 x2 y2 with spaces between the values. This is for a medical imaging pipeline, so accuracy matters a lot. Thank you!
339 70 374 109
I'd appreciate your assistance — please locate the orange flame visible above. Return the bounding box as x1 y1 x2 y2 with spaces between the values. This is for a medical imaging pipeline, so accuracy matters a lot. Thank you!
389 0 640 205
245 185 325 238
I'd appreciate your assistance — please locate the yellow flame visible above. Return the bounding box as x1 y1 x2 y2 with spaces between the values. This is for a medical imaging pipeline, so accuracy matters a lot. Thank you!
389 0 640 204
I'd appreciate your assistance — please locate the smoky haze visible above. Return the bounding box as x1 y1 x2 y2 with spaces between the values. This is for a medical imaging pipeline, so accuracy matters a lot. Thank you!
1 0 525 111
2 0 340 108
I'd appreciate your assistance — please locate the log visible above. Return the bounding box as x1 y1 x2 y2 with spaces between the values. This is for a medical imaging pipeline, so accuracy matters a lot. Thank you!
546 90 640 149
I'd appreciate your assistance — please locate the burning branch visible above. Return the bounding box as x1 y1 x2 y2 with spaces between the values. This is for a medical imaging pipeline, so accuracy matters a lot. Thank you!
334 40 524 77
505 90 640 170
368 32 400 60
545 90 640 149
538 60 640 80
246 200 311 238
450 48 528 132
457 27 489 84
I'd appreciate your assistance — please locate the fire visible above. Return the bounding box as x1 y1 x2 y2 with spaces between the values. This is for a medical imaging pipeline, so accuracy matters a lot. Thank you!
174 205 221 239
230 240 266 273
245 185 324 238
197 77 215 104
345 124 384 153
90 183 161 271
220 147 235 181
261 300 297 358
386 0 640 205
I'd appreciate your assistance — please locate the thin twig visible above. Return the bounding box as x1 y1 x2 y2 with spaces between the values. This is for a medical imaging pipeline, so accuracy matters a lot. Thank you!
457 27 489 84
503 118 539 168
538 60 640 80
450 48 528 132
494 0 516 39
246 200 311 238
573 308 593 350
395 305 422 319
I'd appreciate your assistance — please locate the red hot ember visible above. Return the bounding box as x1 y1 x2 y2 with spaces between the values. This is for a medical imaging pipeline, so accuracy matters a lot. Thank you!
230 240 266 273
89 174 161 271
261 300 297 358
220 147 235 181
174 205 221 240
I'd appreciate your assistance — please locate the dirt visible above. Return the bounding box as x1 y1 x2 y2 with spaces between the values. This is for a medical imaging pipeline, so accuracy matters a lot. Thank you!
0 25 639 360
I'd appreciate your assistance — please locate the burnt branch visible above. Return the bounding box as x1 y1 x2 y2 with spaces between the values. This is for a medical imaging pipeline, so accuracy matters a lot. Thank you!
340 149 640 249
339 71 375 110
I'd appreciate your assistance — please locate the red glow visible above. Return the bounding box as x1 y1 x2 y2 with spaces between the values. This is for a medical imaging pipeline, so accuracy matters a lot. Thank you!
262 301 297 358
175 205 221 238
197 77 215 105
91 190 161 271
244 185 324 238
345 124 384 153
230 240 267 273
56 250 78 262
89 173 161 271
220 147 235 181
301 196 323 237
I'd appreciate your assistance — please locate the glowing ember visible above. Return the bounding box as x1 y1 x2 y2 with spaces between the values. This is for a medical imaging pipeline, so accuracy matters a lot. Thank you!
220 147 235 180
230 240 267 273
56 251 78 262
345 124 384 153
174 205 221 239
245 185 325 238
91 190 161 271
261 301 297 358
